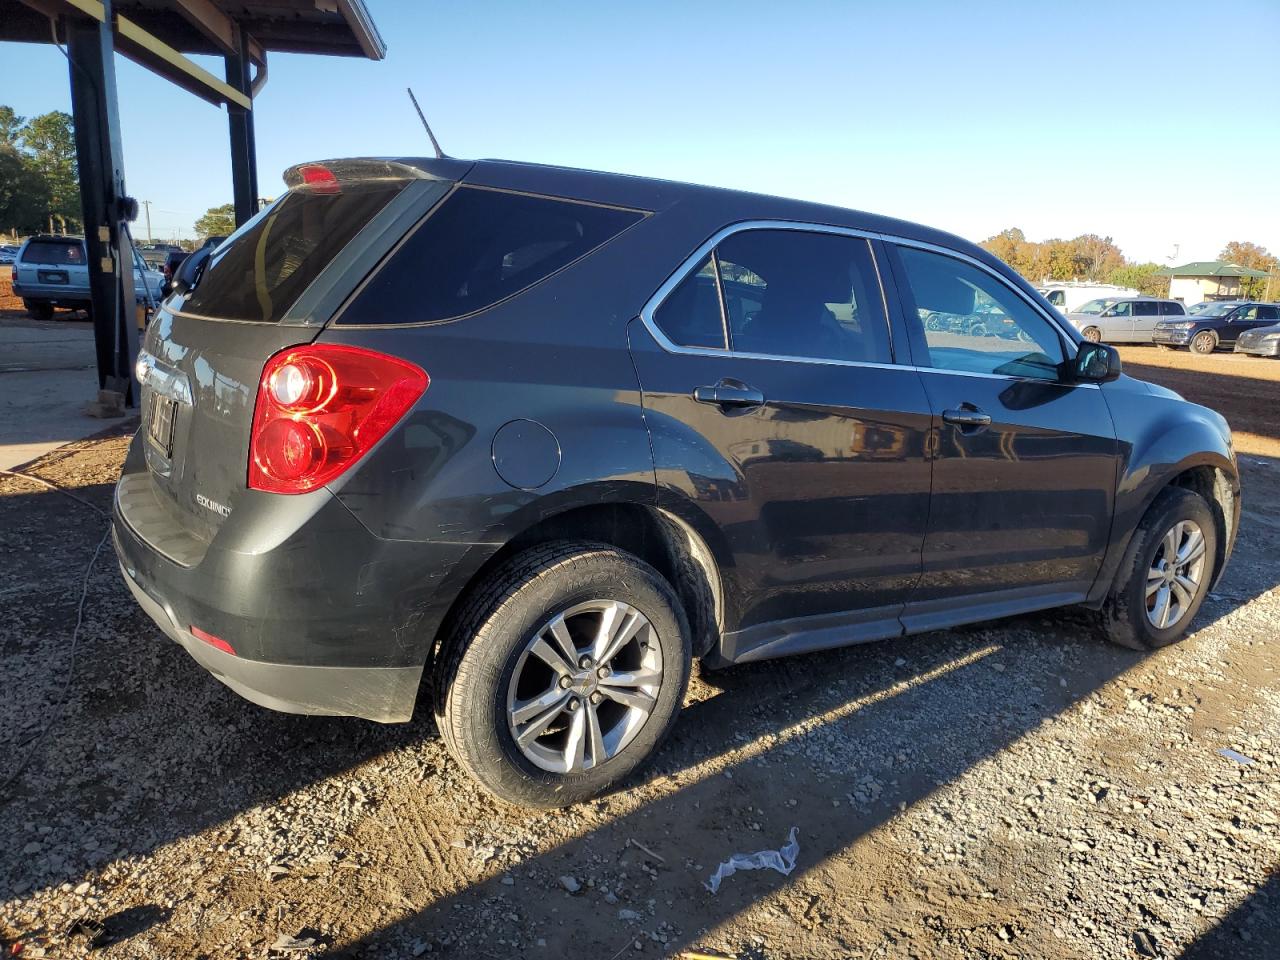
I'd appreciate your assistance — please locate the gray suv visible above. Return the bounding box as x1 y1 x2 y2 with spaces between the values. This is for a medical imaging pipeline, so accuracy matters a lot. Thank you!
12 235 164 321
1066 297 1187 343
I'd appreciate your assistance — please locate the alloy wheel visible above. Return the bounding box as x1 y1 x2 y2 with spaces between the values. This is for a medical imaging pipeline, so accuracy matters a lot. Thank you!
506 600 663 773
1145 519 1207 630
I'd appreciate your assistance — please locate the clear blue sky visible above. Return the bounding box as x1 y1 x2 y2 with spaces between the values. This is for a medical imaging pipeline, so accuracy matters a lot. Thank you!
3 0 1277 263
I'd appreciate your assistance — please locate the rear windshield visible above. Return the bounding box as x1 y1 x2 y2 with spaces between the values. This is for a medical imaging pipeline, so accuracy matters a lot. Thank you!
23 240 85 265
178 179 409 322
340 187 644 325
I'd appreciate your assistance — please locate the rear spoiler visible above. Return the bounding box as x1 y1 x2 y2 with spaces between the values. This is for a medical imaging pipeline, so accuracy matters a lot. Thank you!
282 156 473 190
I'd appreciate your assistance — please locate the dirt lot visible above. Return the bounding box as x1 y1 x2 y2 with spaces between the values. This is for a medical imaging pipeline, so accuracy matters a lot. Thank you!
1 345 1278 959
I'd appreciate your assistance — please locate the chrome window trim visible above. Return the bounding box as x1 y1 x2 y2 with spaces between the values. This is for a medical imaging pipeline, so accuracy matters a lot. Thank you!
639 219 1084 379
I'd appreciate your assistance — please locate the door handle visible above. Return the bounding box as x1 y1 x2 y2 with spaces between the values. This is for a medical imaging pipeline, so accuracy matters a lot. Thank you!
694 380 765 410
942 404 992 430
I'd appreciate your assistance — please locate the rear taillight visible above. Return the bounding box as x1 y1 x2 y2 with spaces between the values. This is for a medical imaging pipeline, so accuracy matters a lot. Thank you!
248 343 428 494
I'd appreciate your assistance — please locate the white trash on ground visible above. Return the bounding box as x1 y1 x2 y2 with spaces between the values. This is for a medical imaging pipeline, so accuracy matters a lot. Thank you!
704 827 800 893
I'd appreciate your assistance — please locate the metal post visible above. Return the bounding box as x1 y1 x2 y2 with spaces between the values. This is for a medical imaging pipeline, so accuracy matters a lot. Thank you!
224 25 257 226
66 1 139 405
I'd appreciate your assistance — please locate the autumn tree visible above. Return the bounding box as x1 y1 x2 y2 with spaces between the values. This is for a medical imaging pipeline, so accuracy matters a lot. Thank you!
194 203 235 239
1220 242 1277 299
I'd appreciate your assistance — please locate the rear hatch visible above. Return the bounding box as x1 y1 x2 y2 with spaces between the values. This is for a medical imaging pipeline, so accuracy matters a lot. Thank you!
120 159 460 563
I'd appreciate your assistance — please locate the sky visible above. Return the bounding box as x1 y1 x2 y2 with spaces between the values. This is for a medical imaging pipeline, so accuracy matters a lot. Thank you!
2 0 1277 264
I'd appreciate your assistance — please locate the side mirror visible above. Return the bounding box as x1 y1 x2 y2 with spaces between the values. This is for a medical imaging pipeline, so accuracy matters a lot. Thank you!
171 246 212 296
1071 340 1122 383
1100 307 1116 317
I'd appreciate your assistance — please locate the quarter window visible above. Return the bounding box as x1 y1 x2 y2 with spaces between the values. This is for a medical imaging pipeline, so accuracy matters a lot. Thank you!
342 187 644 325
893 245 1066 380
651 256 725 349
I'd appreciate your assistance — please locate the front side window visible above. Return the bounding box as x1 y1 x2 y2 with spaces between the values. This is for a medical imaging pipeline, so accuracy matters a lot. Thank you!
1110 301 1133 317
893 245 1066 380
344 187 644 325
1045 290 1065 306
1236 305 1259 321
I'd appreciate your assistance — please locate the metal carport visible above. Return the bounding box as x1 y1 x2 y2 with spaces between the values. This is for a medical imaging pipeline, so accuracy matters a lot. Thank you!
0 0 385 404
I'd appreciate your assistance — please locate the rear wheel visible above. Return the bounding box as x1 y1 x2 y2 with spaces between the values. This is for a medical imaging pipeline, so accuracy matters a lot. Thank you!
1082 326 1102 343
434 541 691 808
24 300 54 322
1100 487 1216 651
1191 331 1217 355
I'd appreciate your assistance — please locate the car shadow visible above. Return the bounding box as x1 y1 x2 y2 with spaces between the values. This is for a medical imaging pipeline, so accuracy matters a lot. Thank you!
1178 870 1280 959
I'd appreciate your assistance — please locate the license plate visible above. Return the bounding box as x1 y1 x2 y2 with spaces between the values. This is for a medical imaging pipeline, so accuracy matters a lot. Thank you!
38 270 68 284
147 394 177 456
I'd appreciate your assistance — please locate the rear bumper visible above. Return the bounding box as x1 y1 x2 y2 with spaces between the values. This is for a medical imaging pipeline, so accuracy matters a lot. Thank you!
111 446 482 721
11 281 90 306
118 556 421 721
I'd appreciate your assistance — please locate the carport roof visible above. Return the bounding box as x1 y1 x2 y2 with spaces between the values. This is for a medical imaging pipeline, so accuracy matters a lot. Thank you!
1157 261 1270 278
0 0 385 60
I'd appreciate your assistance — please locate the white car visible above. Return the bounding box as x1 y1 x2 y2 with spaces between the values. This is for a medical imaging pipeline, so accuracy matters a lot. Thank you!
1040 283 1141 314
1066 297 1188 343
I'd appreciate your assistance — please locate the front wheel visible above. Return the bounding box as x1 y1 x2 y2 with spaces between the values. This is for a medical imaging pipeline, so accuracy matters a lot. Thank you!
1191 331 1217 355
1082 326 1102 343
1100 487 1216 651
434 542 691 808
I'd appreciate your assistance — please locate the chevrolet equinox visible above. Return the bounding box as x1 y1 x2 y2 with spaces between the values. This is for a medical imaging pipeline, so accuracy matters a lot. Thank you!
114 158 1240 807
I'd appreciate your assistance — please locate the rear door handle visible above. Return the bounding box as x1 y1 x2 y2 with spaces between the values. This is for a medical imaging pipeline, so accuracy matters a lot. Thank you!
942 404 992 430
694 381 765 410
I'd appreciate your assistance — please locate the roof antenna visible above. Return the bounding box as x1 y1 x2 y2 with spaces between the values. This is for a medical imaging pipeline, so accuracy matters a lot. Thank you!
407 87 446 159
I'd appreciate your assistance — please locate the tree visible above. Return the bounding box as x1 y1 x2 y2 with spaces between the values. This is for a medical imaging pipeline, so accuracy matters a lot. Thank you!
0 148 52 235
0 106 24 150
20 111 79 233
195 203 235 239
1109 263 1169 298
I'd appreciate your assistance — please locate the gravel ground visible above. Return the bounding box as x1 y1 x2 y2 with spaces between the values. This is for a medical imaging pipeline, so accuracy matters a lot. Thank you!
1 353 1277 960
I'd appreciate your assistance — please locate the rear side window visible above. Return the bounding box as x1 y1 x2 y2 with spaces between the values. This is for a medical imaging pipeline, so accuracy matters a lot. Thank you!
178 179 409 322
22 240 85 265
1133 301 1159 316
342 187 644 325
1160 301 1185 315
1259 305 1280 321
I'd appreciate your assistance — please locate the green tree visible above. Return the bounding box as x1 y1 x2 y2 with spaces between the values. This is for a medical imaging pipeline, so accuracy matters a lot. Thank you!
194 203 235 239
0 106 25 150
20 110 79 233
0 148 52 235
1109 263 1169 297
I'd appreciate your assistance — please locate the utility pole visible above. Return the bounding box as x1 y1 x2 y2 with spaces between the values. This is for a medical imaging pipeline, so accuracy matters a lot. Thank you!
141 199 153 244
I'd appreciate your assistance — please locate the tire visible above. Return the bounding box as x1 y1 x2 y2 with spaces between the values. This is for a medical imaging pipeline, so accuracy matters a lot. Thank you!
25 300 54 322
1191 331 1217 355
1099 487 1216 651
434 541 692 808
1082 326 1102 343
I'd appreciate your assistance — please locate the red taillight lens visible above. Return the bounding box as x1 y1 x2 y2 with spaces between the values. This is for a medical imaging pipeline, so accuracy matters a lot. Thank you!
249 343 428 494
297 163 340 195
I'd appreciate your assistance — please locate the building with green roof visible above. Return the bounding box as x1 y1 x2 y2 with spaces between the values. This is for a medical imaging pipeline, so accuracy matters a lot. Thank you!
1156 261 1270 305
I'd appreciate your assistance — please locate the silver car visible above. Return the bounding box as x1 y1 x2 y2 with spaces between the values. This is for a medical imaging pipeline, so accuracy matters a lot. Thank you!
1066 297 1188 343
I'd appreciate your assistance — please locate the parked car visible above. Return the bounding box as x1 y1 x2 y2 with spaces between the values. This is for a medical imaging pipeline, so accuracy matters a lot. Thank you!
138 243 183 271
12 235 164 320
1187 300 1223 315
1066 296 1187 343
113 158 1240 807
1232 321 1280 358
1039 282 1140 314
1153 301 1280 354
0 244 19 265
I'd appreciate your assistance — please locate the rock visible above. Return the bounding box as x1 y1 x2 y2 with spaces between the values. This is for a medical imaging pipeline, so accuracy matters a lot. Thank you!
559 875 581 894
618 909 641 921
